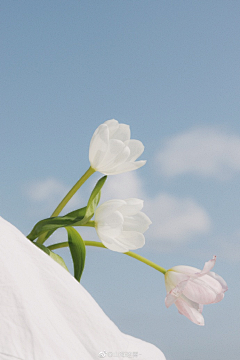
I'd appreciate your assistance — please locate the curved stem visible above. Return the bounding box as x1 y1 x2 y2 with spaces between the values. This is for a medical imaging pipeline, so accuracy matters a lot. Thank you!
48 240 167 275
51 166 95 217
37 166 95 245
48 242 69 250
124 250 167 274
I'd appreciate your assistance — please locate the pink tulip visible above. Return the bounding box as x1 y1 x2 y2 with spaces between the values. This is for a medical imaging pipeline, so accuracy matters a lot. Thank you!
164 256 228 325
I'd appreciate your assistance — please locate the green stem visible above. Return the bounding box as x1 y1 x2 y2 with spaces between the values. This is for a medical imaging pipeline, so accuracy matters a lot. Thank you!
124 250 167 274
81 221 95 227
48 242 69 250
48 240 167 275
37 166 95 244
51 166 95 217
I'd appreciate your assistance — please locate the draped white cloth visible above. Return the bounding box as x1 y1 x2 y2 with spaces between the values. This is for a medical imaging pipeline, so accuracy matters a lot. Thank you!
0 216 166 360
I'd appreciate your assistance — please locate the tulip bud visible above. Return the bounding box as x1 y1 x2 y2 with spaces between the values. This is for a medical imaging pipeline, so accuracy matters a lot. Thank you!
95 198 152 252
89 119 146 175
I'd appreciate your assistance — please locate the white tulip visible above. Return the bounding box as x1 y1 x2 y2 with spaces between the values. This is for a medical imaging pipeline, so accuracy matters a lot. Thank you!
95 198 152 252
89 119 146 175
0 216 165 360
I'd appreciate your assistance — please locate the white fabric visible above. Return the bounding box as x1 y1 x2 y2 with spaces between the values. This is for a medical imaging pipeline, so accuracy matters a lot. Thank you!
0 217 166 360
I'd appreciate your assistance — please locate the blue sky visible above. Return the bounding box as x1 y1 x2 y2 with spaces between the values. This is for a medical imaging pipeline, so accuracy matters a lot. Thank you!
1 1 240 359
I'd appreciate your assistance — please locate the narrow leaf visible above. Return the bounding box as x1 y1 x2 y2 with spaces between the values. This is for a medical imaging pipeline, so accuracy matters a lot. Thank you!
26 177 106 242
64 206 87 220
66 226 86 282
49 252 69 272
80 175 107 224
34 242 69 271
27 206 87 241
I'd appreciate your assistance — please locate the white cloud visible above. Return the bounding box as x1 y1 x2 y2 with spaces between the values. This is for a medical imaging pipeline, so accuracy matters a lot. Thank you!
144 193 211 248
25 177 82 216
27 178 68 202
100 172 144 203
156 128 240 179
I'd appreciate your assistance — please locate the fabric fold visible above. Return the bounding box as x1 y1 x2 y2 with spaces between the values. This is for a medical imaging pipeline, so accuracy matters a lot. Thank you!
0 216 165 360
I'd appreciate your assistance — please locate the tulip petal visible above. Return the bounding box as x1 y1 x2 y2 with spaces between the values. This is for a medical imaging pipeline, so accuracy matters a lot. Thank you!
104 144 130 171
208 271 228 292
199 273 223 293
164 270 189 292
110 124 130 142
165 279 189 306
214 292 225 303
95 199 125 221
175 298 205 326
126 139 145 161
89 124 109 169
99 234 130 252
106 160 146 175
170 265 200 275
97 140 132 174
116 231 145 250
181 294 203 312
183 276 222 304
196 256 216 276
165 292 178 307
120 198 144 215
96 211 124 238
123 212 152 233
104 119 119 137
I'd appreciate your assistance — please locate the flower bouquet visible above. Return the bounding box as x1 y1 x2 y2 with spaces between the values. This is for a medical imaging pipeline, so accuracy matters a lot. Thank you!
0 120 227 359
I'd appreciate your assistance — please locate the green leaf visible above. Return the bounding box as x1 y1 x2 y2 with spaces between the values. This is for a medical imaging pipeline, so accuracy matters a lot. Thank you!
64 206 87 220
27 206 87 241
49 252 69 272
26 176 106 242
34 242 69 271
66 226 86 282
80 175 107 225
